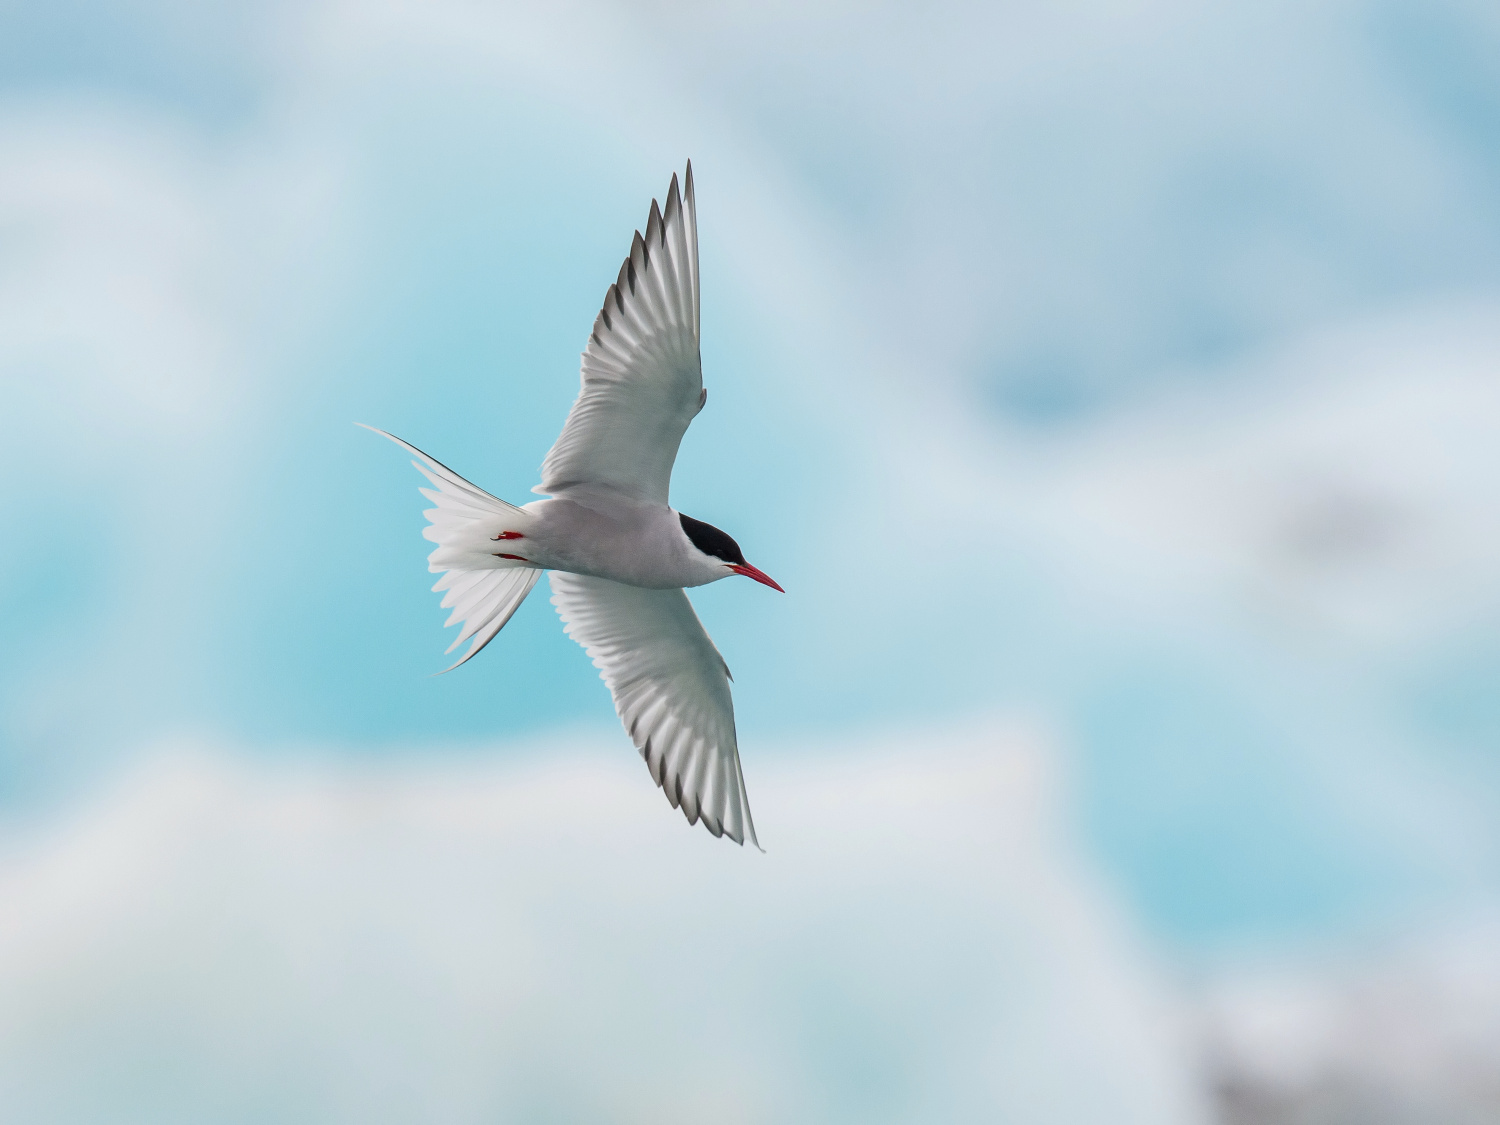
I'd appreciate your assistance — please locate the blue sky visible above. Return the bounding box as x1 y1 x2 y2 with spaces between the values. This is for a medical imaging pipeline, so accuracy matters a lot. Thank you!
3 0 1499 930
3 1 1500 1119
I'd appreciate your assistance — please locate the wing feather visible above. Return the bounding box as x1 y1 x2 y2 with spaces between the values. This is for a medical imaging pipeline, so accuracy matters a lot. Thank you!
537 163 704 504
549 570 760 848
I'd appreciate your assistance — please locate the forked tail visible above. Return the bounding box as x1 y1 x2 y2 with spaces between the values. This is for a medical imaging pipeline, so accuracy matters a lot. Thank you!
360 424 541 671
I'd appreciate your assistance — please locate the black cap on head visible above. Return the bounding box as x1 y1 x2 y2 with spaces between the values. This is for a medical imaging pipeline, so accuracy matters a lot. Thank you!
678 513 746 565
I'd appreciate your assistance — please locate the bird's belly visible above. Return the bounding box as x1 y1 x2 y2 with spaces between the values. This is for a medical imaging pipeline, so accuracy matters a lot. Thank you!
556 554 696 589
525 497 696 589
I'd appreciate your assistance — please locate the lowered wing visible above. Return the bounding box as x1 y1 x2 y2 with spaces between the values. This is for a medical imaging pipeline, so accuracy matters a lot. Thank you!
550 570 760 848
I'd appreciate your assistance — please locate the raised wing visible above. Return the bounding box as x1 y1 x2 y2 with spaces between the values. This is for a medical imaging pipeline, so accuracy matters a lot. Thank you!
537 163 702 505
550 571 760 848
361 425 542 673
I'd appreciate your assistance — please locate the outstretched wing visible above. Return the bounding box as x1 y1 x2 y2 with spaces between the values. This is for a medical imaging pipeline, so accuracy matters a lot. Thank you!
550 571 760 848
537 163 703 505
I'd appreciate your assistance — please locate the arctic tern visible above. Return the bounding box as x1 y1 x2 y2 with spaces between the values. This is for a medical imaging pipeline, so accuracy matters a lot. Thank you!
363 163 780 848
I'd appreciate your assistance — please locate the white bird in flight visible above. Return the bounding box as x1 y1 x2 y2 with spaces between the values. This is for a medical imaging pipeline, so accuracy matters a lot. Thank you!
363 162 780 848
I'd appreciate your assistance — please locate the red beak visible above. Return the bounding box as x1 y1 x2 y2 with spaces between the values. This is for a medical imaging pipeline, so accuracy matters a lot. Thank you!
730 563 785 592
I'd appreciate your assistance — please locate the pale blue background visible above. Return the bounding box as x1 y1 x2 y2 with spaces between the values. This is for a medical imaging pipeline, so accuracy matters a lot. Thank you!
2 1 1500 1118
4 0 1500 943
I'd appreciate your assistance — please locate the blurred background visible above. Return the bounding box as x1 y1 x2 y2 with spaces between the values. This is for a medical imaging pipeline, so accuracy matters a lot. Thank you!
2 1 1500 1121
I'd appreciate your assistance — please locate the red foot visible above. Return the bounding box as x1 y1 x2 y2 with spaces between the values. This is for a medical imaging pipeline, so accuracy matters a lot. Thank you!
491 531 525 541
493 553 528 561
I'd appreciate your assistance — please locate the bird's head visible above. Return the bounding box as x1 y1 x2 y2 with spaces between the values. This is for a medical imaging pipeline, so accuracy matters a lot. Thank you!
677 512 784 591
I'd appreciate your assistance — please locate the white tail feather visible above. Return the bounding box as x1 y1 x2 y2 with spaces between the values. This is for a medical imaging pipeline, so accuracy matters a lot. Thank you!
435 568 541 670
360 424 541 671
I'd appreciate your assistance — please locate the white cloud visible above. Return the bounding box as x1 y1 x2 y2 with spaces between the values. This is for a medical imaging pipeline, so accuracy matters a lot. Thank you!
0 722 1207 1125
1200 912 1500 1124
1008 298 1500 647
0 103 237 451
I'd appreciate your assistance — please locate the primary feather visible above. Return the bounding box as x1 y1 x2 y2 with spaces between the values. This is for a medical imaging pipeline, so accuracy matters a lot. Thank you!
537 164 703 505
550 571 759 849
